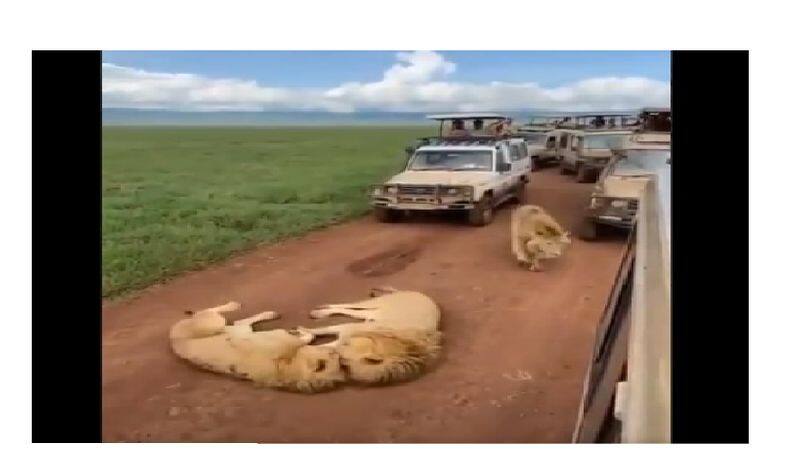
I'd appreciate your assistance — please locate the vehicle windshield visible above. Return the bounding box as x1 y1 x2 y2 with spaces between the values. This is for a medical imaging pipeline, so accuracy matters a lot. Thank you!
525 134 547 144
408 150 493 171
584 134 628 149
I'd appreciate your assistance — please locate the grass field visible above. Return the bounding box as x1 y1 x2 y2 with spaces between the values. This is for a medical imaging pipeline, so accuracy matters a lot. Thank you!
102 126 432 298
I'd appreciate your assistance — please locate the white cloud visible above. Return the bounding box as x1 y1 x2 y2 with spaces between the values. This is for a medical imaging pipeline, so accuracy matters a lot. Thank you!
103 51 669 113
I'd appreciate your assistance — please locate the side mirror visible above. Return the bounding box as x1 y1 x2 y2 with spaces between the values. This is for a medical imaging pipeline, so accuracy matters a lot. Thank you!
497 162 512 172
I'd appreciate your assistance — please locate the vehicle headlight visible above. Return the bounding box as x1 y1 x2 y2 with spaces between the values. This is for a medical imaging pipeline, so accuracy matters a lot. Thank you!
610 200 628 208
386 186 398 195
445 187 460 195
372 187 383 196
590 197 605 209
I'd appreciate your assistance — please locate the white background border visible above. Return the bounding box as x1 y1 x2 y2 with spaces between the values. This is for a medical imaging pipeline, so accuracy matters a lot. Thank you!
3 0 792 446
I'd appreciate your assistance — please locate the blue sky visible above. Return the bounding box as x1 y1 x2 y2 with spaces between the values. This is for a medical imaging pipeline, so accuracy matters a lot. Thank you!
102 51 670 112
102 51 669 88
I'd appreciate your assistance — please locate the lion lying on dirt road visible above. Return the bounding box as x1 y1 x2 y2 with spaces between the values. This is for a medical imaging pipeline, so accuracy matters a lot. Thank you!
169 301 346 393
297 287 442 384
511 205 572 271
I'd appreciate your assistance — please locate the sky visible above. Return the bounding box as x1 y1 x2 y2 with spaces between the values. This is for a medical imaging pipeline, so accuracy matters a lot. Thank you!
102 51 670 113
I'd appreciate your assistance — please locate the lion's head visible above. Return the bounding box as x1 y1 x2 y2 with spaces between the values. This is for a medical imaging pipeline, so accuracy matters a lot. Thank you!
337 329 442 384
264 345 346 393
526 238 568 259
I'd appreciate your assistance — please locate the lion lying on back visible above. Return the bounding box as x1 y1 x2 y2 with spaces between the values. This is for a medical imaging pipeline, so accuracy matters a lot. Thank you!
169 302 345 393
169 288 442 392
298 287 442 384
511 205 571 271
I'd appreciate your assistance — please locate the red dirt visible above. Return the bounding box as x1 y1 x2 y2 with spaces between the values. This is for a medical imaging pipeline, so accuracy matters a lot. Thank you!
102 168 627 443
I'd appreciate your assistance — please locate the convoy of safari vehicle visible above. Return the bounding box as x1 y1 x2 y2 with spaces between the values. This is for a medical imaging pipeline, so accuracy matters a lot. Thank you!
370 108 671 235
371 113 531 226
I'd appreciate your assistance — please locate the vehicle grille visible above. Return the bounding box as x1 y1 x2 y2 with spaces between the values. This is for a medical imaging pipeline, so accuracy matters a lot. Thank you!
628 199 639 210
398 185 435 195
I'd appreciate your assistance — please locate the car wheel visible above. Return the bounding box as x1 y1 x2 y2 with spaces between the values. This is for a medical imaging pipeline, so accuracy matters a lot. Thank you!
374 207 400 223
560 164 572 175
577 165 594 183
468 195 494 226
513 182 527 204
579 217 598 240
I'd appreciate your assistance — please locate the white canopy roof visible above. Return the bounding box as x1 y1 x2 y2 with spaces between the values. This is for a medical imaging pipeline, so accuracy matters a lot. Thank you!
426 113 509 121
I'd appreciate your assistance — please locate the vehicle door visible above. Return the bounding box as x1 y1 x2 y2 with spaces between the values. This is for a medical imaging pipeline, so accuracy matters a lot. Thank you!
509 140 530 175
571 134 585 161
494 144 515 196
545 133 558 158
558 132 573 165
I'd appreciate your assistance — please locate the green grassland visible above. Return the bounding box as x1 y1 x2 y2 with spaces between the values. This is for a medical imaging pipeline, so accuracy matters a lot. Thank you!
102 126 432 298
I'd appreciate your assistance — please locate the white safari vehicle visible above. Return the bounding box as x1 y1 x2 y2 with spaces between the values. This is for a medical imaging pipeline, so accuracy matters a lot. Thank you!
371 113 530 226
559 129 632 183
523 128 581 168
516 117 567 168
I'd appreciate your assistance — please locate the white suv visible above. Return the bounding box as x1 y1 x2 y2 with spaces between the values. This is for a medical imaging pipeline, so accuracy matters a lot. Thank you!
371 135 530 226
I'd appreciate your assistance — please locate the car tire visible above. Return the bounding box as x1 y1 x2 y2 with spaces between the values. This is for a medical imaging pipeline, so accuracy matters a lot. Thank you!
579 218 598 240
468 195 494 226
560 164 572 175
577 165 594 183
374 207 400 223
513 182 527 204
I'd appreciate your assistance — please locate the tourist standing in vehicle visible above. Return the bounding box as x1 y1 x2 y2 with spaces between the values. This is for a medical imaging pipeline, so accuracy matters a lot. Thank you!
448 119 471 137
472 119 485 134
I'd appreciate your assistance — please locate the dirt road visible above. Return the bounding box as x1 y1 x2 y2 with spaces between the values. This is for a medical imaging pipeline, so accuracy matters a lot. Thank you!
102 168 627 443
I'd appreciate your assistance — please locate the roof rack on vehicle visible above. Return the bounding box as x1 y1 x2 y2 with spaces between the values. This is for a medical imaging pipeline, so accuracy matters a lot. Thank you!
425 113 509 121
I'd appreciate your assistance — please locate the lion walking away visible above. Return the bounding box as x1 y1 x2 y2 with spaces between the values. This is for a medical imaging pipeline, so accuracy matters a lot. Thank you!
511 205 571 271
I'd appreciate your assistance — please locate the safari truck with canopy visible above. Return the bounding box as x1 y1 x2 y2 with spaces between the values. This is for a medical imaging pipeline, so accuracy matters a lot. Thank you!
626 107 671 153
372 113 530 226
638 107 671 132
402 113 517 152
519 129 559 167
558 129 632 183
516 115 567 168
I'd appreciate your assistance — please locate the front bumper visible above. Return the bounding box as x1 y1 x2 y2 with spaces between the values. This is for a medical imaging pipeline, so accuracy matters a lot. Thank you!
371 184 476 211
585 196 639 228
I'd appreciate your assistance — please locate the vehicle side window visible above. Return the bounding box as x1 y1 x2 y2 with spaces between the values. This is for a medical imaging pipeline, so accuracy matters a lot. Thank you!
496 147 509 166
546 136 557 150
510 143 525 161
572 136 583 151
559 134 569 149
